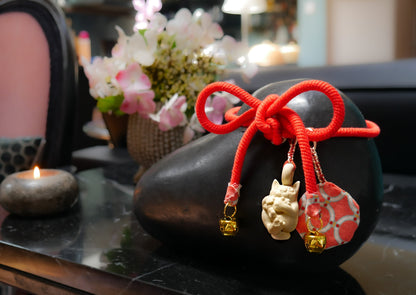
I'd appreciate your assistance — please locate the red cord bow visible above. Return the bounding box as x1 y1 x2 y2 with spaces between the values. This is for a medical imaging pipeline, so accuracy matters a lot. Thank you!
196 80 380 206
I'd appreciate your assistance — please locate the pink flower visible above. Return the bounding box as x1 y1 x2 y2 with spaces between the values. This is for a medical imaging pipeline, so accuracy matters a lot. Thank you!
116 63 155 116
149 94 187 131
205 94 227 125
185 83 239 139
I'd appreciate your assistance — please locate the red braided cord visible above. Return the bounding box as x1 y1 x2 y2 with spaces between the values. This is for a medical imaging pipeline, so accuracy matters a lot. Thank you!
195 83 259 134
283 108 317 194
311 144 327 184
196 80 380 205
285 139 297 167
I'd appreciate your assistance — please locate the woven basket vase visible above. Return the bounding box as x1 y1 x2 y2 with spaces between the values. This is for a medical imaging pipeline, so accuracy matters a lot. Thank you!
127 112 185 172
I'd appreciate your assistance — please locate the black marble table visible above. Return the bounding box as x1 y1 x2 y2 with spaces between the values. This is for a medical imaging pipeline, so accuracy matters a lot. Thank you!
0 163 415 294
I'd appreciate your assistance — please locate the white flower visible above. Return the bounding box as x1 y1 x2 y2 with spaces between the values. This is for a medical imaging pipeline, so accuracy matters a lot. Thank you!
219 36 248 63
84 57 121 98
188 113 205 134
110 26 157 67
133 0 162 30
210 36 258 79
193 9 224 47
240 59 258 80
166 8 200 51
148 12 167 32
166 8 226 52
111 26 128 58
213 80 241 109
128 29 158 66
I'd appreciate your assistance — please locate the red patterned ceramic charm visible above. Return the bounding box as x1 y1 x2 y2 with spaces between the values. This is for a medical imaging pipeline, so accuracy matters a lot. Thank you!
296 182 360 249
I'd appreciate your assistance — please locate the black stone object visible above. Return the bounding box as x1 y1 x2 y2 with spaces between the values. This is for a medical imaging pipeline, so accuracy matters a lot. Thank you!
133 79 383 269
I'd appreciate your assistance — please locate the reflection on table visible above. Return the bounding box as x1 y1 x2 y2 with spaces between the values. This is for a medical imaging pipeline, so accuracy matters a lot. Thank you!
0 163 414 294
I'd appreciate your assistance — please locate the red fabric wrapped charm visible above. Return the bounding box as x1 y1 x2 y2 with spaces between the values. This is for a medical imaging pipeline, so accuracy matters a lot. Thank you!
297 182 360 249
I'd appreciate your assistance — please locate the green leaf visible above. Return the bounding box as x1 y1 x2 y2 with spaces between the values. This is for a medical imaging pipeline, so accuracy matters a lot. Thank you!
113 109 126 116
138 29 146 37
97 95 125 114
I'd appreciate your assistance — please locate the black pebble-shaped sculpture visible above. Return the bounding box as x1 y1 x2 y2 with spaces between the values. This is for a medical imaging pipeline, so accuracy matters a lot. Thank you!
133 79 383 268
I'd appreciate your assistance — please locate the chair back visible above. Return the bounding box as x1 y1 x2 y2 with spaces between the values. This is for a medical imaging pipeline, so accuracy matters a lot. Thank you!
0 0 77 168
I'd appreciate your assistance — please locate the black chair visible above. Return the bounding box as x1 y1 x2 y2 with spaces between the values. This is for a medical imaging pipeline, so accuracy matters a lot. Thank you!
0 0 77 169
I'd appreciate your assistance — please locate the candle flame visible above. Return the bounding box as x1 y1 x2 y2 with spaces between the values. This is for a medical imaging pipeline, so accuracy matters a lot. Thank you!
34 166 40 179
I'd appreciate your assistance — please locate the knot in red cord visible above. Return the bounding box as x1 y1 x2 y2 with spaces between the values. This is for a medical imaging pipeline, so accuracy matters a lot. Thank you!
252 94 298 146
200 80 346 144
262 117 283 145
252 94 281 145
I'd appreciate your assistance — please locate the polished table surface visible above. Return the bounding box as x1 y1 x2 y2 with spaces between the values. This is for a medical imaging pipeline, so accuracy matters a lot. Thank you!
0 163 415 294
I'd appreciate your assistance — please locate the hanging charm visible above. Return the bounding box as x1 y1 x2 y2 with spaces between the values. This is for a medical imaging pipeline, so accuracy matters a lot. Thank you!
297 142 361 251
219 182 241 236
219 203 239 236
261 140 300 240
304 217 327 253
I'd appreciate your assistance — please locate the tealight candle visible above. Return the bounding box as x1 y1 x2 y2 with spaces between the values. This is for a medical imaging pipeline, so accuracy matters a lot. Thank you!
0 166 78 217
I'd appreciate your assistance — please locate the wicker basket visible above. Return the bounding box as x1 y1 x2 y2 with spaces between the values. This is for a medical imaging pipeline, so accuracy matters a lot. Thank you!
127 112 185 177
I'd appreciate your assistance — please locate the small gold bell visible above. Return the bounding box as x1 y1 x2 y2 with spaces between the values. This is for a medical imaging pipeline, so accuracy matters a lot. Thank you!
304 230 327 253
219 204 238 236
304 216 326 253
219 216 238 236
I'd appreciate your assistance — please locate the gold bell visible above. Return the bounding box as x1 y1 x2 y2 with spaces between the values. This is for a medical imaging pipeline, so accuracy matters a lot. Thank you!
304 217 327 253
219 204 238 236
304 230 326 253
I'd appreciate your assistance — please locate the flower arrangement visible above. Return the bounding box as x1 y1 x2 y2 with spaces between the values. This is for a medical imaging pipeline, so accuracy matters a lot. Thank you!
84 0 255 141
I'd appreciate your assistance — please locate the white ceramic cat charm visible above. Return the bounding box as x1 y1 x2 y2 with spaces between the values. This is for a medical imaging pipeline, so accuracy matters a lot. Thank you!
261 163 300 240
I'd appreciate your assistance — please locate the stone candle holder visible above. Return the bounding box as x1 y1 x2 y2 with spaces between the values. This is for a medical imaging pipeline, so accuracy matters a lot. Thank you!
0 167 78 217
